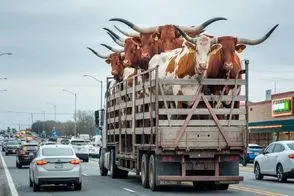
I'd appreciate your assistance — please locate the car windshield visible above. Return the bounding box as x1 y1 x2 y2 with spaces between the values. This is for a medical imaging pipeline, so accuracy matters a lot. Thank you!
287 143 294 150
7 141 18 145
22 145 38 151
249 146 263 149
61 140 70 145
71 140 90 145
42 148 74 156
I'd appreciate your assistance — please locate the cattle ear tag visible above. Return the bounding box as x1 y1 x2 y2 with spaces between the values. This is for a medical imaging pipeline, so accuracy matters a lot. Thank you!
210 49 217 55
137 45 140 49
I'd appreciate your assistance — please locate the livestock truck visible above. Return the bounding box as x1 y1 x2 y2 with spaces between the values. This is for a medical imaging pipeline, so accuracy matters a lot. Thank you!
98 61 249 191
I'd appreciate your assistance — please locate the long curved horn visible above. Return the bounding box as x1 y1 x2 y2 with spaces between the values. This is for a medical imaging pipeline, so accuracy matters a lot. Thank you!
175 26 196 44
103 27 125 42
237 24 279 45
100 44 124 53
178 17 227 33
114 25 140 37
86 47 109 59
110 18 159 33
107 32 125 47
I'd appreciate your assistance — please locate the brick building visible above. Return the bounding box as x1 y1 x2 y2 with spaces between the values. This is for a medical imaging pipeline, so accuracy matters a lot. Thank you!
248 91 294 147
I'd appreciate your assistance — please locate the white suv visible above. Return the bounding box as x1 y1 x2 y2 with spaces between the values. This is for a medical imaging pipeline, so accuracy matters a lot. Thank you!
70 139 90 162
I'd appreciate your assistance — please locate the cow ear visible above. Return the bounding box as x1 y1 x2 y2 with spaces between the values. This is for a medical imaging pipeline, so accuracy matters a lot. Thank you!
235 44 246 53
105 59 110 64
210 44 222 55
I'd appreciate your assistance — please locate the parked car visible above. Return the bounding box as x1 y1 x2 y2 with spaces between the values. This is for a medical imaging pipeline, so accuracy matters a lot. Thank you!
240 144 263 166
29 144 82 192
16 143 39 168
254 140 294 183
0 137 4 146
70 139 90 162
60 139 70 145
5 140 20 155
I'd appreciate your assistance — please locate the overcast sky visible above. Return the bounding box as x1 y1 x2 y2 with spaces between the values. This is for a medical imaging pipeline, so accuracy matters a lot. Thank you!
0 0 293 130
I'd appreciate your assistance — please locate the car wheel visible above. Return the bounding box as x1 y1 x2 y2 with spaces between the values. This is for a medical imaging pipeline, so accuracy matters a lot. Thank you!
254 163 264 180
99 149 108 176
277 164 287 183
74 182 82 191
33 181 40 192
241 157 247 166
141 154 149 188
148 154 158 191
109 149 118 178
29 176 33 187
5 152 8 156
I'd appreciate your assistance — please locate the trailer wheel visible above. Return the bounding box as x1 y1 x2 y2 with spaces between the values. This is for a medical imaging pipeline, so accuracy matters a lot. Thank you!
118 170 129 178
141 154 149 188
99 149 108 176
148 155 158 191
109 149 118 178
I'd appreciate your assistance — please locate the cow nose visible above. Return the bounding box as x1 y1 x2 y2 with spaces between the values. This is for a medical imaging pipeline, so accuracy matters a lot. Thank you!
199 63 207 70
224 63 233 71
123 59 131 66
141 52 150 59
111 70 118 76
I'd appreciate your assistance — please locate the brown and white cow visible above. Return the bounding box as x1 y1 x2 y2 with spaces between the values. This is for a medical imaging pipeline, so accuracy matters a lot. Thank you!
148 32 222 109
206 24 279 111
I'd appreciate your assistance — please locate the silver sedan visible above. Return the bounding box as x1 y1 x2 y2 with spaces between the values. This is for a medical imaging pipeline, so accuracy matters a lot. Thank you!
29 144 82 192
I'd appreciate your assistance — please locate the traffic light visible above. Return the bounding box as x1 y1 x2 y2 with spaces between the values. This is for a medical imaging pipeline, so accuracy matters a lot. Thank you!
94 110 99 127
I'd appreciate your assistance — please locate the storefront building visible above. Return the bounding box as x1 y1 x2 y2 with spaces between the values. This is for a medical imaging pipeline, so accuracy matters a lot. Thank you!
248 91 294 147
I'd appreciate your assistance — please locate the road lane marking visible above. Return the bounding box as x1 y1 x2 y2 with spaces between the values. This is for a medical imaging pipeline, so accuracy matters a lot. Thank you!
123 187 136 193
0 153 19 196
230 185 288 196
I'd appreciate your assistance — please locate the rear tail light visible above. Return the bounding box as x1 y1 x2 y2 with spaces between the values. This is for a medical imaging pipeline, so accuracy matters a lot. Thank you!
36 160 48 165
70 159 80 165
288 154 294 159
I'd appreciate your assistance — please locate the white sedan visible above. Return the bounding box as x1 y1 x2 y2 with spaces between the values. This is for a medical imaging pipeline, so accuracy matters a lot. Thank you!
29 144 82 192
254 140 294 182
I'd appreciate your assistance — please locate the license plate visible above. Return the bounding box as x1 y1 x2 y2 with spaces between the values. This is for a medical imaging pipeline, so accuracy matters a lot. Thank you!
55 163 63 169
12 150 15 152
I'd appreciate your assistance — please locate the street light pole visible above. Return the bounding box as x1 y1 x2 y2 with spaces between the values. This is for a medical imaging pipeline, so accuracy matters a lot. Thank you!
83 74 103 110
62 89 77 137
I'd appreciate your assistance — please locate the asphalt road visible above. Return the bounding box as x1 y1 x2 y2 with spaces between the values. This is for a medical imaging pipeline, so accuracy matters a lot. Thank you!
0 152 293 196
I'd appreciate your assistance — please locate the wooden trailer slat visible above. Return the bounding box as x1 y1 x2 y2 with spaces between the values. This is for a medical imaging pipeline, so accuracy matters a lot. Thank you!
158 108 246 115
158 120 246 126
158 95 246 102
159 78 246 85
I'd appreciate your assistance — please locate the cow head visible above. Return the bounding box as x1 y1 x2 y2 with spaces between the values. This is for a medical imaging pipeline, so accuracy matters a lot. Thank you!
87 47 124 80
176 28 222 75
123 37 142 67
214 24 279 75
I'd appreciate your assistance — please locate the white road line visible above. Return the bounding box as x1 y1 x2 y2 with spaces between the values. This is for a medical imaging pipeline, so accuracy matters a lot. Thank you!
0 153 19 196
123 187 136 193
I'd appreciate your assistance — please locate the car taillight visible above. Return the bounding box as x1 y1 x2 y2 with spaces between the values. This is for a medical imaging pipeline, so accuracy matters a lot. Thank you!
70 159 80 165
36 160 48 165
288 154 294 159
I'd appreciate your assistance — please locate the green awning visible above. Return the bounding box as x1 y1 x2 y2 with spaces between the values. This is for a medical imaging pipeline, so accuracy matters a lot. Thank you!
249 119 294 133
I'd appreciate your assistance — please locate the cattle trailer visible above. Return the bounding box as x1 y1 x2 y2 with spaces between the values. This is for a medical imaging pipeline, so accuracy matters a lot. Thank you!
99 61 249 191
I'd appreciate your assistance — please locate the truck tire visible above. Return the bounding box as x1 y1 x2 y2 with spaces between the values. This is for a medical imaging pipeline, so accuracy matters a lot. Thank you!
99 148 108 176
141 154 149 188
118 170 129 178
148 155 158 191
216 184 229 190
109 149 118 178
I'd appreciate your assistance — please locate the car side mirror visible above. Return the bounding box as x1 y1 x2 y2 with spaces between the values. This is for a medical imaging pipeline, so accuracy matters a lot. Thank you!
262 150 268 155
